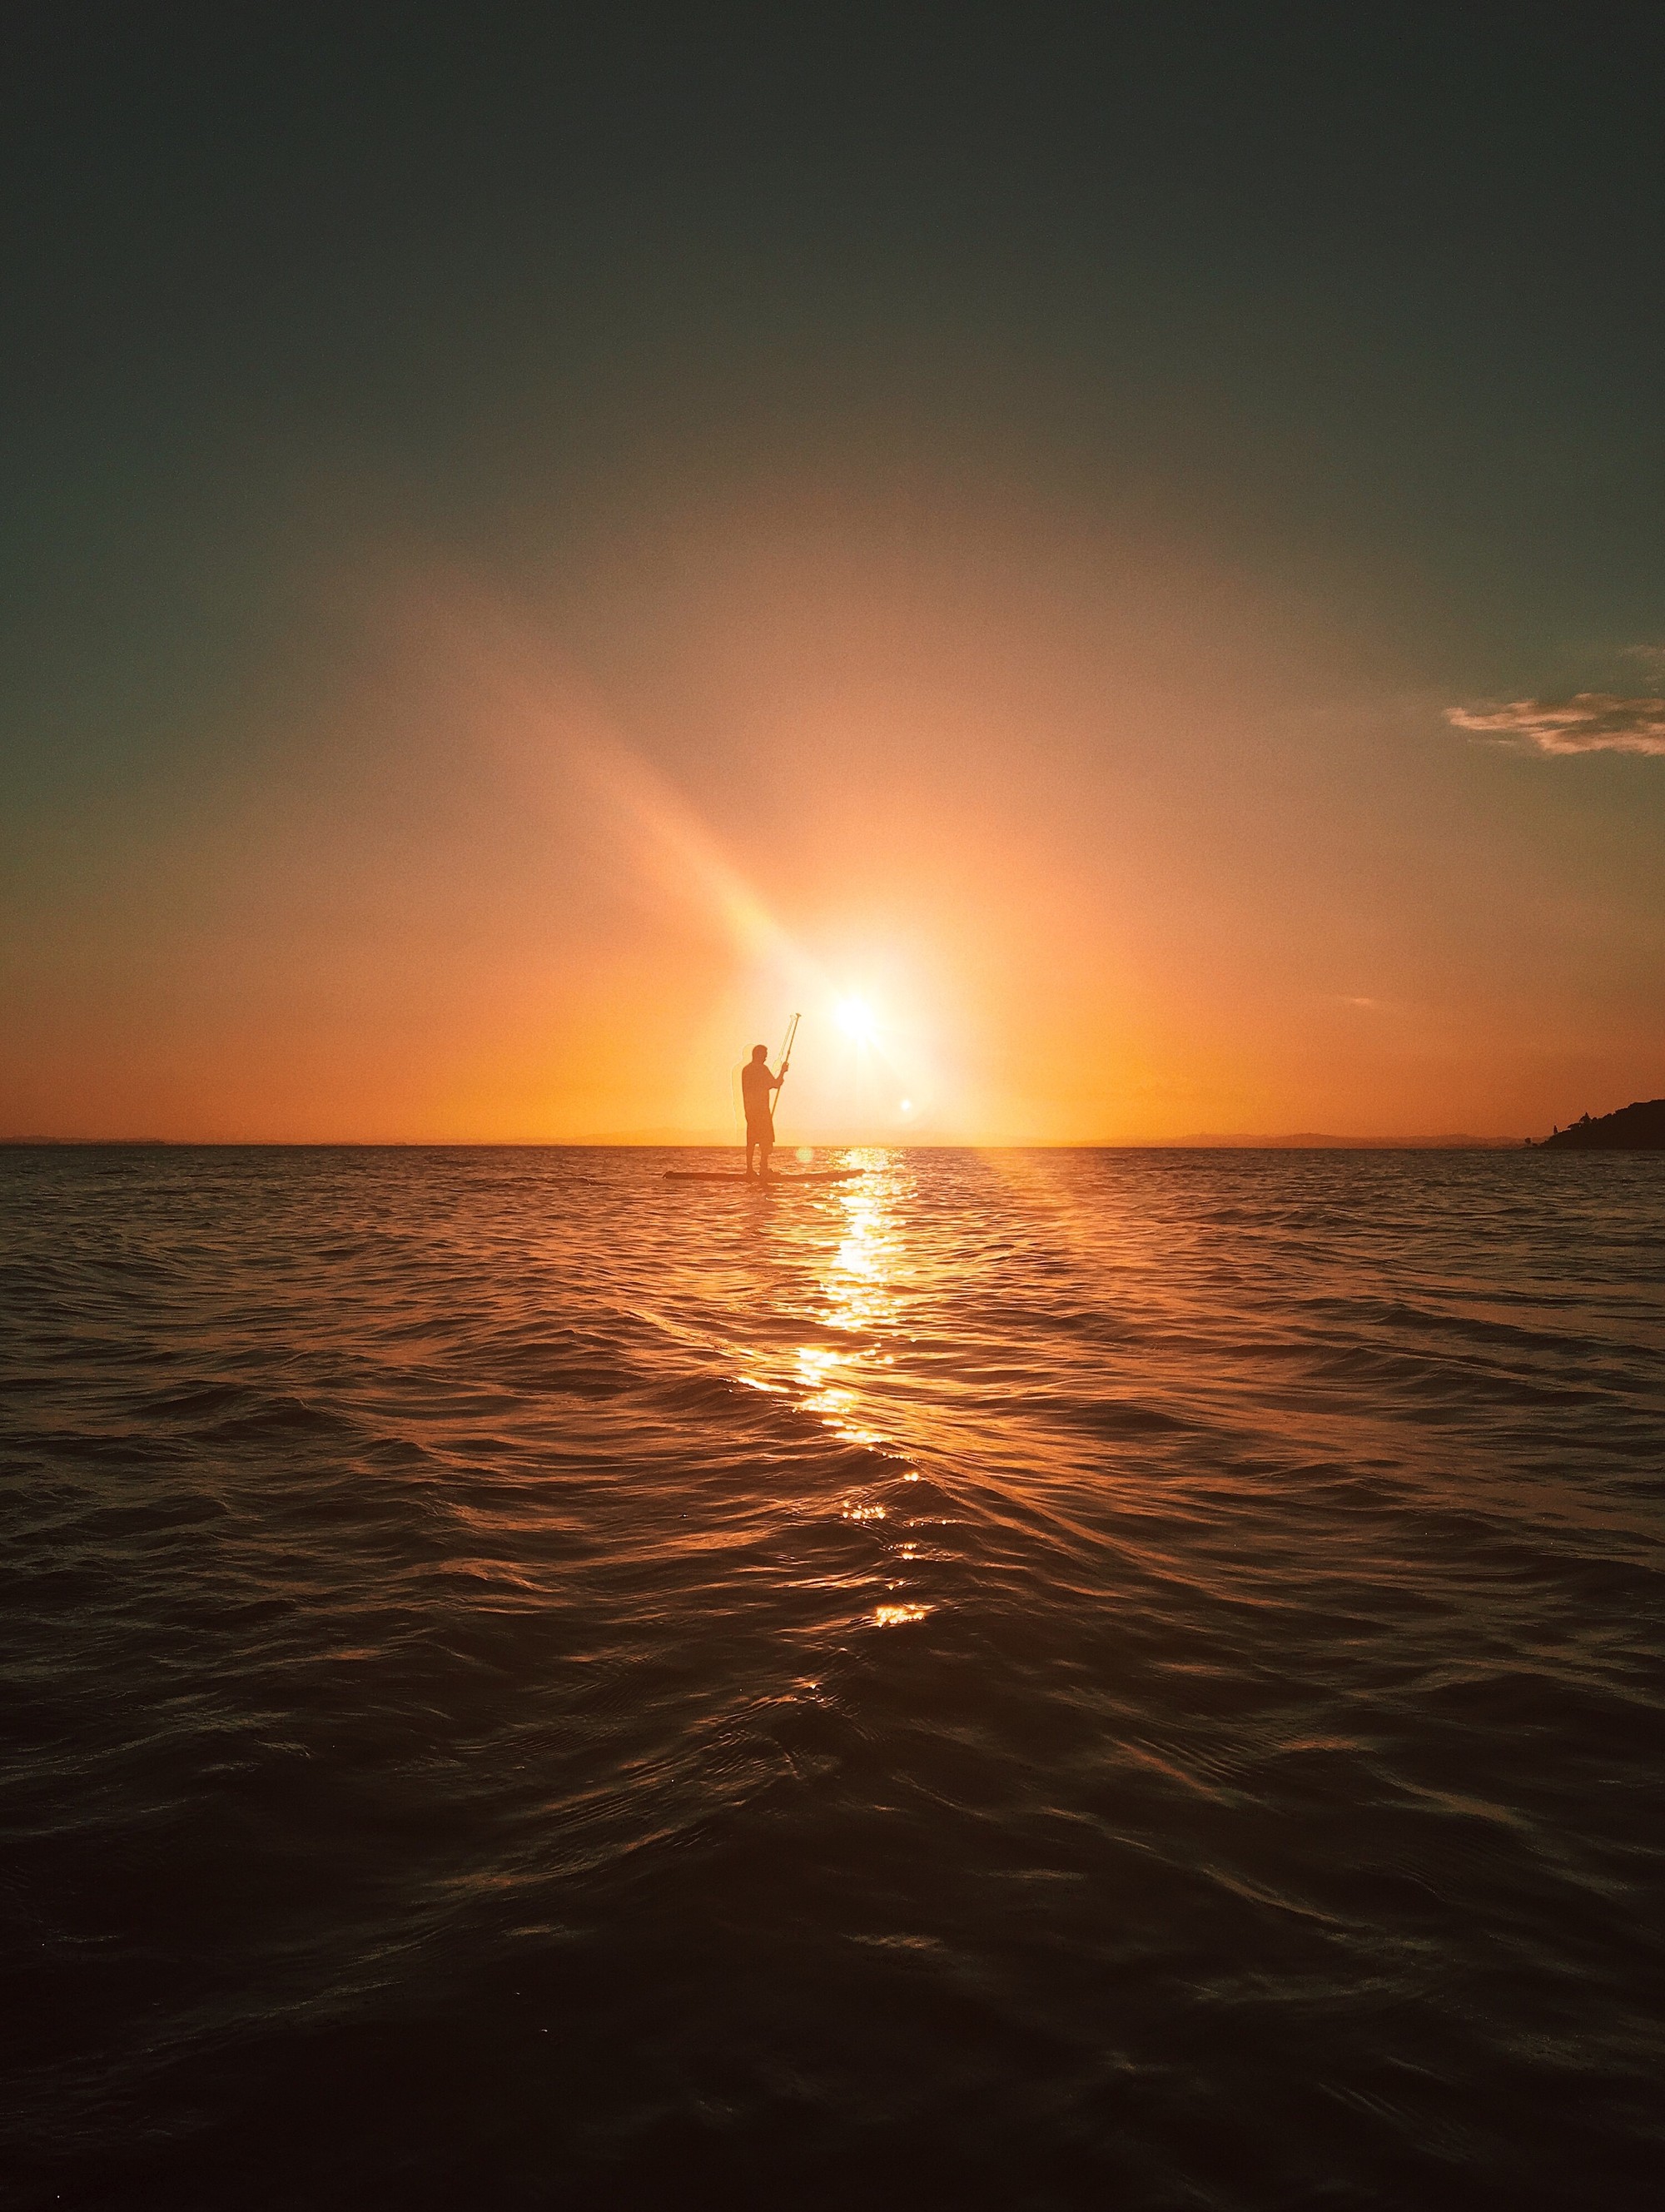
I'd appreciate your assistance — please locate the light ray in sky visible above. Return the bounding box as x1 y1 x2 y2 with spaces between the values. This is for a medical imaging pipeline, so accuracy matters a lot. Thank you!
412 578 822 983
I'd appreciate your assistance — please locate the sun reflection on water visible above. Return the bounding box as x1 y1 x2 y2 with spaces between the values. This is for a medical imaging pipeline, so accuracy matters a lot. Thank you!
730 1150 940 1633
783 1152 908 1452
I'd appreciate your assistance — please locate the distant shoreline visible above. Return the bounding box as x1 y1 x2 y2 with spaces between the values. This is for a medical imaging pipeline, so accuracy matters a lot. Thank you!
2 1134 1538 1151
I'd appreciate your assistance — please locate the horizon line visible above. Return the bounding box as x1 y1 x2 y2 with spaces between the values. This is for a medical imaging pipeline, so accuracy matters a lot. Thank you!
0 1132 1533 1151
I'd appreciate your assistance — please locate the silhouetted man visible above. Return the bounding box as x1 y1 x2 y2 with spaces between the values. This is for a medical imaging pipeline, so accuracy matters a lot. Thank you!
741 1044 783 1180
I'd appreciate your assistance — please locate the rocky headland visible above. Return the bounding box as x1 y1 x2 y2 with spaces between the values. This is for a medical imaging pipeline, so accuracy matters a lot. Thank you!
1538 1099 1665 1150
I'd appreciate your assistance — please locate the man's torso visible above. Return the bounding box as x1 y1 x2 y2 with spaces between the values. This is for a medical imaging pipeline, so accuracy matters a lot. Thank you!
741 1061 773 1124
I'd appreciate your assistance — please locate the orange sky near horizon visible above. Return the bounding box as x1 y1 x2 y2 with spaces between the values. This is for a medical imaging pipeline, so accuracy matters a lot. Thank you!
5 473 1659 1146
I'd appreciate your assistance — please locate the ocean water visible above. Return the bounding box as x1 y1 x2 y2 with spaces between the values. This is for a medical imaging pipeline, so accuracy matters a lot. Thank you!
2 1144 1661 2210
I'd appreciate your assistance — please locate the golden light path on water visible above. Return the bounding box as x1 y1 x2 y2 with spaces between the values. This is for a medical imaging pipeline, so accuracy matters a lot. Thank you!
730 1153 932 1628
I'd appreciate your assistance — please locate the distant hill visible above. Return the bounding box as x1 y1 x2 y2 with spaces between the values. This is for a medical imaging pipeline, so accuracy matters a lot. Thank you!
1539 1099 1665 1151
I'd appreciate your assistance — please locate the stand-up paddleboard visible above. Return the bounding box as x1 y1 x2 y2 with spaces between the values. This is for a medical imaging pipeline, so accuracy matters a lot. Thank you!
664 1168 861 1186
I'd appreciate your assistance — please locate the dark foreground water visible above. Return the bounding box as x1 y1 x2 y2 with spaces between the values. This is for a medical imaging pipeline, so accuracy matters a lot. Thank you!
2 1146 1661 2210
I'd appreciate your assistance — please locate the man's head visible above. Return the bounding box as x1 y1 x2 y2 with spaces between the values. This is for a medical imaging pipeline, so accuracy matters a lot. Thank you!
750 1045 768 1061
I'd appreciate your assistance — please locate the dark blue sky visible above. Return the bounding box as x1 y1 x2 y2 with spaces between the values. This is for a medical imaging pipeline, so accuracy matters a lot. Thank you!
9 5 1662 674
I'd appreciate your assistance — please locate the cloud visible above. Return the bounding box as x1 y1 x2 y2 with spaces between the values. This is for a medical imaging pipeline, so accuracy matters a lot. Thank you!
1445 691 1665 756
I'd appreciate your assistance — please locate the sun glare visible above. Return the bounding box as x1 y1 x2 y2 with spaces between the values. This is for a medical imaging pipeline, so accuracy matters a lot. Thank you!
836 996 879 1046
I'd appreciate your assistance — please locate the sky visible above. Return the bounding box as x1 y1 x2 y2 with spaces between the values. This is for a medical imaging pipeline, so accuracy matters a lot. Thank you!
3 2 1663 1143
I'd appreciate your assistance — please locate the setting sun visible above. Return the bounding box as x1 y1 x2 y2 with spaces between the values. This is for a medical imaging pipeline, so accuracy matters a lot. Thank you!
836 997 880 1046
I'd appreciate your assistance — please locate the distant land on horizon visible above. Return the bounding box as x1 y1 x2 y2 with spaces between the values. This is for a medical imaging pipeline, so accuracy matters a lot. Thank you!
0 1130 1528 1150
1537 1099 1665 1151
7 1106 1665 1150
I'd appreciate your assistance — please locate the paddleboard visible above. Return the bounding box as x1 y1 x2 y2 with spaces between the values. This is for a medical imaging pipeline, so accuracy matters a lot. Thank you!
663 1169 861 1185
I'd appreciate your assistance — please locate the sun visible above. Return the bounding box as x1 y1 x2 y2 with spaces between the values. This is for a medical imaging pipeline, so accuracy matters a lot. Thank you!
836 995 879 1046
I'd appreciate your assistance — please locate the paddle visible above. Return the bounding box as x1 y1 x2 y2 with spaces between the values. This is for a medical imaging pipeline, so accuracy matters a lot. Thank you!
775 1012 800 1126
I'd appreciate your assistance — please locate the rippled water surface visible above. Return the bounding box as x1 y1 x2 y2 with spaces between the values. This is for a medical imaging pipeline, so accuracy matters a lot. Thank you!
3 1145 1662 2210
